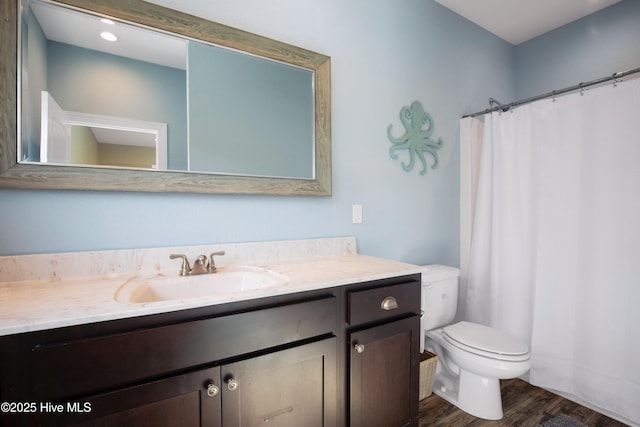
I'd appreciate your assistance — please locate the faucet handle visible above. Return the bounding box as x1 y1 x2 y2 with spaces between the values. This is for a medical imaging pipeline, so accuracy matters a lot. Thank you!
170 254 191 276
208 251 226 273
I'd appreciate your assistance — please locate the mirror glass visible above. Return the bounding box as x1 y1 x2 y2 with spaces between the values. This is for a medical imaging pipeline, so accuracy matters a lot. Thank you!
21 0 315 180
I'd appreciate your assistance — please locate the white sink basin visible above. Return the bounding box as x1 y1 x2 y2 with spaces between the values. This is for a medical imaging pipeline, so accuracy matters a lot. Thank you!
115 266 289 303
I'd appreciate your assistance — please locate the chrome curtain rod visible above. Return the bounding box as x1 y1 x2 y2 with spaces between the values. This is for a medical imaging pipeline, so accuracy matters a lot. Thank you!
463 66 640 118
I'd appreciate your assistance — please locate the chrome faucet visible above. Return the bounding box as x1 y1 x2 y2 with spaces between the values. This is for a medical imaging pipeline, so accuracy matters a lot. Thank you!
170 251 226 276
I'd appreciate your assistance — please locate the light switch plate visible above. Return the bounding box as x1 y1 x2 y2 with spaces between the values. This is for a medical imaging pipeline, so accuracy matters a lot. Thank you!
352 204 363 224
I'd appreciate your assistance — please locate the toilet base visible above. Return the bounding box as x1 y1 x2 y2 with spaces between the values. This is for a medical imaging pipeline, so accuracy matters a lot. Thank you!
431 367 504 420
458 370 503 420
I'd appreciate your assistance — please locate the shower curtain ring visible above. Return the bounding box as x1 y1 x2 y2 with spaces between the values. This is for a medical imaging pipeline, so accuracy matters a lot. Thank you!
612 72 622 87
579 83 585 95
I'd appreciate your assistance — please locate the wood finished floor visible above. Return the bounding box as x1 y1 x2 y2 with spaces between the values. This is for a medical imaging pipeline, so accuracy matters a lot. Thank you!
418 378 629 427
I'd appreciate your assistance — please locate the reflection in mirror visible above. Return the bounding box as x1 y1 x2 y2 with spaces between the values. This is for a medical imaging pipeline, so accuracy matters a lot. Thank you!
41 91 167 169
70 125 159 169
22 0 315 180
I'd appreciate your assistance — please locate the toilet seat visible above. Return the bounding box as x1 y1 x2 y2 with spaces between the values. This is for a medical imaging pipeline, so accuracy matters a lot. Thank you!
443 321 530 362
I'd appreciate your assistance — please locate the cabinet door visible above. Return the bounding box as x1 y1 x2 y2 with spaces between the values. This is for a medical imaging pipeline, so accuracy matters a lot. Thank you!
349 316 419 427
221 337 337 426
55 366 222 427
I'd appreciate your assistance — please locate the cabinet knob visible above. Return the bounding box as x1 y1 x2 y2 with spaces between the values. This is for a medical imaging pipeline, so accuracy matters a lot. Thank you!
226 377 239 391
354 343 365 354
381 296 399 311
206 383 219 397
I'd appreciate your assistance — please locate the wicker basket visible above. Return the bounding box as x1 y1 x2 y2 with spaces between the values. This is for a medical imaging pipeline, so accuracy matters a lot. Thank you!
419 351 438 400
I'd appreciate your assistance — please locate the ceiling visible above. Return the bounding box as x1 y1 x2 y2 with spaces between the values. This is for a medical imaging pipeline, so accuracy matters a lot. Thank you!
31 0 186 69
90 127 157 148
434 0 621 45
35 0 623 59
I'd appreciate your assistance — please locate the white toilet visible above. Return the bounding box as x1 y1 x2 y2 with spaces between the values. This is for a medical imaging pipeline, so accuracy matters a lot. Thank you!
420 265 531 420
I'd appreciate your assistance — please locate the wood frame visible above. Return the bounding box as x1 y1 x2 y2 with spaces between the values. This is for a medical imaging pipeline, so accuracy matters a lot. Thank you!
0 0 331 195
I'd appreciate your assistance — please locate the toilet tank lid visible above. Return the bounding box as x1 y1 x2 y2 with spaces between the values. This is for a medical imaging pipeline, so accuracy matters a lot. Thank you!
420 265 460 281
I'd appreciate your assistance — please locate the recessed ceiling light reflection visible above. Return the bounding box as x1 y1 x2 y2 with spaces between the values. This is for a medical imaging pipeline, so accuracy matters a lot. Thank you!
100 31 118 42
100 18 115 25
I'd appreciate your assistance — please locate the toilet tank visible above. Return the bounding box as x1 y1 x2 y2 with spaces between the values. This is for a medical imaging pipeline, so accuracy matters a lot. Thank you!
421 265 460 331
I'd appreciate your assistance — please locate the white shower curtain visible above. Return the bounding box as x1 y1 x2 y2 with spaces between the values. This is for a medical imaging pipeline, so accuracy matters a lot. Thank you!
463 78 640 425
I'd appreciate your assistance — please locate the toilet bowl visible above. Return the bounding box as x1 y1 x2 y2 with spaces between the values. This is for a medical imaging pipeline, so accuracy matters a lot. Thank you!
421 266 530 420
425 322 530 419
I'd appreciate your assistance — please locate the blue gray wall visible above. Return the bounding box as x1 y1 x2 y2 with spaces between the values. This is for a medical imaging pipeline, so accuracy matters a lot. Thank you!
22 8 48 161
1 0 637 265
515 0 640 99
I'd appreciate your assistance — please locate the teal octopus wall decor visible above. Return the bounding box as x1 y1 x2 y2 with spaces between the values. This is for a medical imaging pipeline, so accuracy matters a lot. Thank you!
387 101 442 175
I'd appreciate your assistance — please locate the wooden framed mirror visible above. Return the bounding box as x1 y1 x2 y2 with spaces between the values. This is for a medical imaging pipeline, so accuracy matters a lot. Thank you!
0 0 331 195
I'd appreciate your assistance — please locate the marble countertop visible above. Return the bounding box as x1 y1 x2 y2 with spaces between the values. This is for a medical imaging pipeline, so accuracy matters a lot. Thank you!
0 247 422 336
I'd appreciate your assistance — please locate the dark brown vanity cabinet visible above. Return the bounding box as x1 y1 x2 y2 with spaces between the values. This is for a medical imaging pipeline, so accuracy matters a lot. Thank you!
0 273 421 427
2 296 337 427
347 281 421 427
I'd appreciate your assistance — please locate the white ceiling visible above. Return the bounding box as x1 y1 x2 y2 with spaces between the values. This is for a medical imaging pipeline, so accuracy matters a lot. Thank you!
90 127 157 147
434 0 621 45
31 0 186 69
34 0 623 61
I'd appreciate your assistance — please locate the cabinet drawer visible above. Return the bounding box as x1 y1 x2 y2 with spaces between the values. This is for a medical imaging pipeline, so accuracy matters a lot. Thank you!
27 296 336 401
348 281 420 326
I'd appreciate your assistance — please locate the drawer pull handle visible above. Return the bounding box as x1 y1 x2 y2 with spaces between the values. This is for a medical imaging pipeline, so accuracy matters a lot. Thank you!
381 296 399 311
206 383 219 397
354 343 365 354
